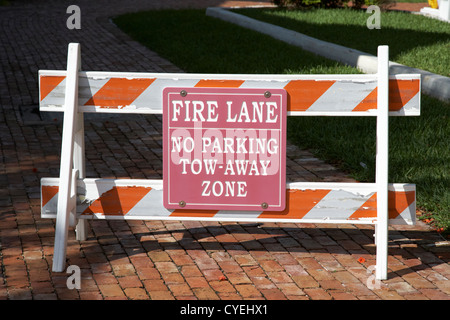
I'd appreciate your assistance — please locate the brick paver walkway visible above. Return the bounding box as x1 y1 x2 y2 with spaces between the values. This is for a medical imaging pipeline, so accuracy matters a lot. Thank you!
0 0 448 301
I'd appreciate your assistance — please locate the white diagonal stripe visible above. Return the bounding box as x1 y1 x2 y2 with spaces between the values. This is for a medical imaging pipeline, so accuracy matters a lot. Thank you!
42 191 59 217
214 210 262 219
78 76 110 106
132 78 200 111
126 189 172 217
307 80 377 113
302 190 373 220
40 78 67 109
394 92 420 116
239 80 289 89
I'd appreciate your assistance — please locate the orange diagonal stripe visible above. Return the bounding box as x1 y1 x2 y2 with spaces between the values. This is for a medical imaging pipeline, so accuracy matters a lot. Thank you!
348 193 377 220
388 190 415 220
389 79 420 111
169 209 219 218
284 80 336 112
84 78 155 107
348 190 415 221
194 79 244 88
83 186 151 216
353 87 378 112
258 189 331 219
41 186 59 208
40 76 65 101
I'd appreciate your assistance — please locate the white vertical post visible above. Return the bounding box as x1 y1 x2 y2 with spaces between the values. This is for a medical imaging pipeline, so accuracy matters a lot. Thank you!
52 43 81 272
375 45 389 280
73 53 87 240
74 112 87 241
68 46 86 240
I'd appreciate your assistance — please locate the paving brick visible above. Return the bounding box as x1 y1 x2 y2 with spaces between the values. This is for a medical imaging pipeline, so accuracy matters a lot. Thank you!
148 251 172 262
402 273 436 289
332 270 361 284
112 264 136 277
185 277 210 289
202 269 226 282
304 288 332 300
284 264 309 277
292 275 320 289
266 271 293 284
319 280 346 291
329 291 358 300
261 288 287 300
79 291 103 300
234 254 258 266
297 257 324 271
149 291 175 300
136 268 161 281
169 253 195 266
7 287 31 300
435 280 450 295
259 260 284 273
181 265 203 278
161 272 185 284
192 287 220 300
419 288 450 300
235 284 263 299
218 292 243 300
93 273 118 285
271 253 298 266
403 292 429 300
124 287 149 300
30 280 54 294
169 283 195 297
217 261 243 273
129 255 154 269
344 282 378 298
154 261 178 273
374 289 406 300
33 293 58 300
250 276 277 290
98 284 126 298
226 272 253 285
276 283 305 297
306 268 335 281
118 275 143 289
209 280 237 293
80 278 99 292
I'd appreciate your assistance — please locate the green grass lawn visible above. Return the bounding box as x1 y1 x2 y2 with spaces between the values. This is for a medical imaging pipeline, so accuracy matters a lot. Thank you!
113 9 449 235
113 10 358 75
235 7 450 77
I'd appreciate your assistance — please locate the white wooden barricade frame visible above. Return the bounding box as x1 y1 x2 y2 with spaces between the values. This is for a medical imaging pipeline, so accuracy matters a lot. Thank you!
40 43 420 280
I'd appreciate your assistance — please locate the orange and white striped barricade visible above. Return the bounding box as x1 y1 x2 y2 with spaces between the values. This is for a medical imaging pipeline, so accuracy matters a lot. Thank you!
40 43 420 279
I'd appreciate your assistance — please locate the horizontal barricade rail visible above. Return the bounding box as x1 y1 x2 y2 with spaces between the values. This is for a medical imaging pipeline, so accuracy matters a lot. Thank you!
41 179 416 225
40 71 420 116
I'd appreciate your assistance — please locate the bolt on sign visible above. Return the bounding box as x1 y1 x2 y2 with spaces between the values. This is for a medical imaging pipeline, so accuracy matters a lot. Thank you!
163 87 287 211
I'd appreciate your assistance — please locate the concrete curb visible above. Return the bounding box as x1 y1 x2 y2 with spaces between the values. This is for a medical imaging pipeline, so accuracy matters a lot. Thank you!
206 7 450 102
